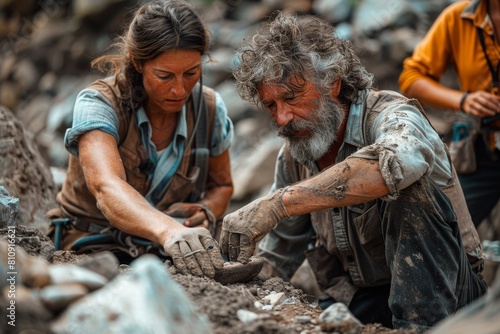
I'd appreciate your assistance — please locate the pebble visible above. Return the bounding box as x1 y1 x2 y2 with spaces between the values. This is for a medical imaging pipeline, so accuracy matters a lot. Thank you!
39 282 88 312
295 315 312 323
282 297 297 305
119 264 131 273
48 264 108 290
262 291 286 307
237 309 260 324
22 254 51 288
319 302 363 333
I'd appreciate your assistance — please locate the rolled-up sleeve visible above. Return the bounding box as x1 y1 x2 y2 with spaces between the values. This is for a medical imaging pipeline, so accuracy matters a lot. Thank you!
257 145 315 279
64 89 119 157
210 92 234 156
348 103 451 199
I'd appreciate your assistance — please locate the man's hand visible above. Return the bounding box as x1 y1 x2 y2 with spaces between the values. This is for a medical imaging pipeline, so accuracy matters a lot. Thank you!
164 203 216 229
163 227 224 278
220 188 290 263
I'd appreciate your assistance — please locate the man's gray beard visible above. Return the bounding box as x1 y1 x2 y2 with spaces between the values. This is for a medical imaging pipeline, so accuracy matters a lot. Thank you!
276 97 345 165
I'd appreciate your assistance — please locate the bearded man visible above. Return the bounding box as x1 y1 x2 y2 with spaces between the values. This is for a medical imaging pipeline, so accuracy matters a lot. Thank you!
220 13 487 333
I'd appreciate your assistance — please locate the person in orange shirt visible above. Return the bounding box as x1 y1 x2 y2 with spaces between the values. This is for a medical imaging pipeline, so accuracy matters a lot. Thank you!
399 0 500 228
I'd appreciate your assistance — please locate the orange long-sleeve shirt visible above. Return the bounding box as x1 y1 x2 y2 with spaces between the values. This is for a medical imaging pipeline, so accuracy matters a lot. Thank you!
399 0 499 95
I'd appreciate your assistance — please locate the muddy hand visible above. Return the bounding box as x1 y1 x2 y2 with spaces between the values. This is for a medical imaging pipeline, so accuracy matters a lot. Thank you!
164 202 216 229
220 187 290 263
163 227 224 278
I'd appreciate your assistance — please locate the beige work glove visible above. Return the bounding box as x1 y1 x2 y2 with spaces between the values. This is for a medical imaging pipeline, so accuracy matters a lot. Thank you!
220 187 290 263
163 227 224 278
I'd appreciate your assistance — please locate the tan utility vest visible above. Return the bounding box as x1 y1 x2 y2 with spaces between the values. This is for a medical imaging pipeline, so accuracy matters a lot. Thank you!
57 78 216 227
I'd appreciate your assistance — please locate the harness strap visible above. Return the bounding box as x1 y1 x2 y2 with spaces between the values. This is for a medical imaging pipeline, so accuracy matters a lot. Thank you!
476 27 500 134
282 142 300 183
189 79 210 202
70 217 108 234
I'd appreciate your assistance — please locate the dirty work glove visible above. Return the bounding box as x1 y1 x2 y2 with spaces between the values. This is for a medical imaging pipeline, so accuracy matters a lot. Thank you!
220 187 290 263
163 227 224 278
164 203 216 229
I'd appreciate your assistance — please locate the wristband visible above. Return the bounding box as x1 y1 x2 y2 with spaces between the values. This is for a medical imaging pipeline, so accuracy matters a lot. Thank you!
200 204 216 225
459 91 469 112
278 187 291 218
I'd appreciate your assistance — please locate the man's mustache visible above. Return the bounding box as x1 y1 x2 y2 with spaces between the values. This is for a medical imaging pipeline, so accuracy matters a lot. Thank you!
277 119 314 138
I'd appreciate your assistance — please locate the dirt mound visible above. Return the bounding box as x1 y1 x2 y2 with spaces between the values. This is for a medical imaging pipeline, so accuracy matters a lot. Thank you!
0 225 53 261
170 269 412 334
0 106 57 234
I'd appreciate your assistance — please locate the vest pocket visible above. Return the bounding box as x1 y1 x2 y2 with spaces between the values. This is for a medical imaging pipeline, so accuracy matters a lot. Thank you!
305 245 344 291
350 202 383 251
350 202 389 284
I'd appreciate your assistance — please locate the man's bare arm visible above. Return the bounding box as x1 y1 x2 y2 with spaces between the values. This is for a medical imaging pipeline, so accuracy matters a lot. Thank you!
282 158 390 216
220 157 390 262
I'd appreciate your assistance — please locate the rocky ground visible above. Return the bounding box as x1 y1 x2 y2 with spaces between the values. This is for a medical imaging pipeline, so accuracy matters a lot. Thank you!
2 225 416 334
3 227 496 334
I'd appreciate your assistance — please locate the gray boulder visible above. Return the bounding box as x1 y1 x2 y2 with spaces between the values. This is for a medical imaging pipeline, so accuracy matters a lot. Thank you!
0 106 57 233
51 255 212 334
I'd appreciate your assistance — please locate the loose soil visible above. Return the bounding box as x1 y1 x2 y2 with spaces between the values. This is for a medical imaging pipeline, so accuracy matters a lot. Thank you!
48 233 415 334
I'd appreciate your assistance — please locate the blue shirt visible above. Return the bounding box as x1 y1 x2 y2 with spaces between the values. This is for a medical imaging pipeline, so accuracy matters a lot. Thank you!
64 88 234 204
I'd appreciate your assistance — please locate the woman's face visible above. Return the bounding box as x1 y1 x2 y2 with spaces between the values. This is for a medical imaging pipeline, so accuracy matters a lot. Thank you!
140 49 202 114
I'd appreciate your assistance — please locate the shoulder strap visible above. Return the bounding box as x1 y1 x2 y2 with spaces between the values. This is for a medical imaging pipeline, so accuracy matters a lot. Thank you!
477 26 500 89
282 142 301 184
189 83 216 202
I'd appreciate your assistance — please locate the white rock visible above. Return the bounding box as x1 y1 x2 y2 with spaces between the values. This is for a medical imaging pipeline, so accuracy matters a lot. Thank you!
254 301 264 308
262 292 286 307
319 302 363 334
237 309 260 324
48 264 108 291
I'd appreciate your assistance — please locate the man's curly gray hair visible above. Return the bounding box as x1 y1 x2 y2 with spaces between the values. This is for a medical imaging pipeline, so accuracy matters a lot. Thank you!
233 12 374 107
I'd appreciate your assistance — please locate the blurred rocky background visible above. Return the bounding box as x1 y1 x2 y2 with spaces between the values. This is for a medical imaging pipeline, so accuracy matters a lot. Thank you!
0 0 498 237
2 1 500 333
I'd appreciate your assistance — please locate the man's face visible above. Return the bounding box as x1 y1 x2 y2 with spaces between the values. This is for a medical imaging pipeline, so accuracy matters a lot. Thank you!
259 79 345 164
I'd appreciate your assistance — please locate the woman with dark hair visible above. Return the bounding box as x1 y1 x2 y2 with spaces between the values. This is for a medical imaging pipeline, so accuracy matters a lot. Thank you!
48 0 234 278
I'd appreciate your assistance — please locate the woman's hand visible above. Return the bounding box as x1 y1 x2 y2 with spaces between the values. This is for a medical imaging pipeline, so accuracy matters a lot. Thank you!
164 202 216 229
163 227 224 278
